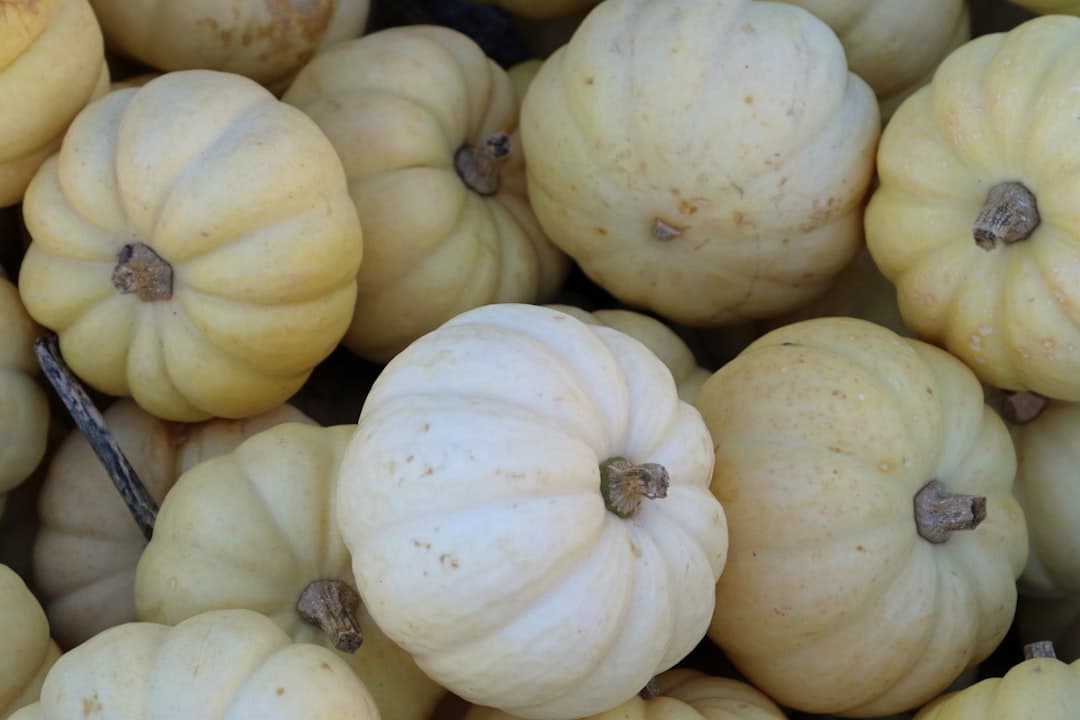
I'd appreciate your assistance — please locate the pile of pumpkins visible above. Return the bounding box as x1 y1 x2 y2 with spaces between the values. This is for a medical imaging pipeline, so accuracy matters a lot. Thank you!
5 0 1080 717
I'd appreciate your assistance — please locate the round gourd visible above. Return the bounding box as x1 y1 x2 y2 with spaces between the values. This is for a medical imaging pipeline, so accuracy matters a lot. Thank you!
1004 398 1080 597
470 0 599 20
338 303 729 719
0 565 61 719
0 272 50 519
87 0 370 90
0 0 109 208
776 1 970 119
465 668 786 720
1017 595 1080 662
866 15 1080 402
696 317 1028 717
17 69 364 422
134 422 445 720
33 400 314 649
520 0 879 327
283 25 569 363
547 305 710 402
913 642 1080 719
8 609 380 720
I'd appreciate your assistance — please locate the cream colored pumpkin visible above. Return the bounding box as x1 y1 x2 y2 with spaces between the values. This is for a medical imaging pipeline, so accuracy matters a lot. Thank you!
0 0 109 208
696 317 1028 717
547 305 710 402
338 303 729 719
0 565 61 720
88 0 370 90
1004 400 1080 597
1017 595 1080 663
521 0 879 328
0 272 50 520
465 668 786 720
913 643 1080 718
135 423 445 720
283 26 569 363
776 1 969 119
17 70 363 422
32 400 313 649
8 609 380 720
866 16 1080 402
471 0 599 20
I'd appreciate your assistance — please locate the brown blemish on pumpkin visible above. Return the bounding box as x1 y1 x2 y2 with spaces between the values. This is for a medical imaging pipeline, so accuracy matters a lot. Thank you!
82 695 103 717
584 76 594 85
743 95 754 105
412 539 431 550
422 465 433 476
276 688 286 696
594 227 608 236
321 662 332 670
856 545 867 552
440 553 459 568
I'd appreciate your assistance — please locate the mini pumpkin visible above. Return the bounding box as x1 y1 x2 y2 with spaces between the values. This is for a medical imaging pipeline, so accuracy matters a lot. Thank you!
913 642 1080 718
87 0 370 91
520 0 879 327
547 305 710 402
0 0 109 208
17 70 364 422
465 668 786 720
696 317 1028 716
776 0 970 119
0 565 61 720
283 26 569 363
338 303 729 719
33 400 313 648
0 272 50 519
866 15 1080 401
8 609 380 720
134 423 445 720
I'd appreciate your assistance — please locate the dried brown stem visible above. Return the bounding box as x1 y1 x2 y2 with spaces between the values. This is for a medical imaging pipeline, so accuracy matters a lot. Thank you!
34 333 158 539
639 678 662 699
1000 391 1049 425
455 132 511 196
112 242 173 302
296 579 364 653
1024 641 1056 659
914 480 986 544
652 219 683 241
973 181 1039 251
600 457 669 519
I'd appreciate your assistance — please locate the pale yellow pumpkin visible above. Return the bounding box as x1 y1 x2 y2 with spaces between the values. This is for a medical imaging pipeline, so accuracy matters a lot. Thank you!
88 0 370 90
0 0 109 208
17 70 363 422
866 15 1080 402
0 272 50 520
32 400 314 649
465 668 786 720
0 565 61 720
913 642 1080 718
696 317 1028 716
776 1 970 119
547 305 710 402
283 25 569 363
1017 595 1080 662
470 0 599 20
134 423 445 720
9 609 380 720
521 0 879 327
1001 399 1080 597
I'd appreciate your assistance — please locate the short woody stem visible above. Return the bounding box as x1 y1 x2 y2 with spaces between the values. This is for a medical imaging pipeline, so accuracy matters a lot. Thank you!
652 218 683 241
973 181 1039 251
112 242 173 302
600 457 669 519
455 132 511 196
296 579 364 653
33 333 158 540
1001 391 1049 425
1024 641 1056 659
639 678 662 699
914 480 986 544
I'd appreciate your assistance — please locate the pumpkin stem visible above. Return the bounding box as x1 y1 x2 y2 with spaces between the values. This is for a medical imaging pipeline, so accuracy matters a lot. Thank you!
1000 391 1048 425
913 480 986 544
639 678 662 699
455 132 511 196
297 579 364 653
600 457 669 519
652 218 683 241
1024 641 1056 659
973 181 1039 251
33 333 158 540
112 242 173 302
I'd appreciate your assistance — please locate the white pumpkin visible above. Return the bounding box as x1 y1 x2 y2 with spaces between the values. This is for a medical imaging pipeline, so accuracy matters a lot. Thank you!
1 565 61 719
337 303 729 720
